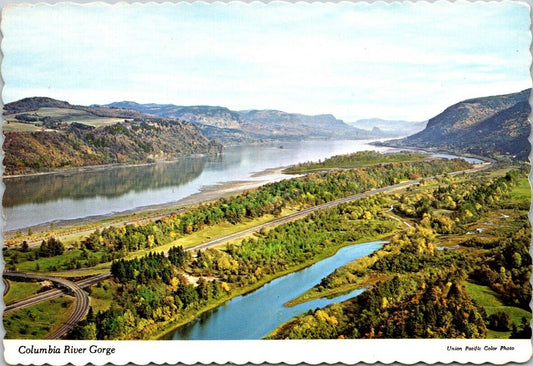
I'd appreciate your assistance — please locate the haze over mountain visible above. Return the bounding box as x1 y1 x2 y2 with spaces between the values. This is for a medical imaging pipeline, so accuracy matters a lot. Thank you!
5 88 529 176
380 89 531 160
349 118 427 137
104 101 383 144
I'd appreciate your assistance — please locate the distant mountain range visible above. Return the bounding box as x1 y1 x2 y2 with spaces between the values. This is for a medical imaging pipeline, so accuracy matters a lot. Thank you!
4 88 530 175
348 118 427 137
103 102 386 144
380 89 531 160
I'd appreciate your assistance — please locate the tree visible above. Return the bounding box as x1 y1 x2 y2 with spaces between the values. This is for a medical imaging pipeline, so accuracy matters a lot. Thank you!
168 246 189 268
20 241 29 252
510 317 532 339
176 284 199 308
487 311 512 331
196 278 211 301
39 237 64 257
111 260 127 282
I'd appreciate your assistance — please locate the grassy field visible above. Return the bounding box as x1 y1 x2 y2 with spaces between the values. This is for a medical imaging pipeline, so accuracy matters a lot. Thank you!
3 280 42 305
510 177 531 204
88 279 119 313
6 248 106 273
464 281 531 338
50 266 111 278
35 107 87 118
3 295 74 339
62 115 126 127
2 121 44 132
4 107 127 130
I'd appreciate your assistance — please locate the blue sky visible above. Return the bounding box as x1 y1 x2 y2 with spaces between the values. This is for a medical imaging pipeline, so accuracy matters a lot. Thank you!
1 1 531 121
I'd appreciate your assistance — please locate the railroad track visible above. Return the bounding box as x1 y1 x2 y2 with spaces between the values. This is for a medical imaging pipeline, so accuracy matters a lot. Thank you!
186 163 493 251
4 272 111 314
3 272 103 339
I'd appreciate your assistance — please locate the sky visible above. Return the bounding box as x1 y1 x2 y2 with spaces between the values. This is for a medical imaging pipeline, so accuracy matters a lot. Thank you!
1 1 531 122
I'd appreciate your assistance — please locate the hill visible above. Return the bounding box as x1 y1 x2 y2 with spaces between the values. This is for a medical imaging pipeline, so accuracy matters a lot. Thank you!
238 110 373 140
381 89 531 160
5 97 148 120
105 102 243 129
3 98 223 175
348 118 427 137
104 102 380 144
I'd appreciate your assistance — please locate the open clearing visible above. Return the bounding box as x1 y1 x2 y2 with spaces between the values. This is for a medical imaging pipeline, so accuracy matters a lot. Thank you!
4 107 127 130
3 295 75 339
3 280 42 305
464 281 531 338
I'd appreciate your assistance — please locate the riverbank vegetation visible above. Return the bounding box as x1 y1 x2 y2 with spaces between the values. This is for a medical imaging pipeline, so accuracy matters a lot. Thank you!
269 168 531 339
283 151 427 173
3 154 471 274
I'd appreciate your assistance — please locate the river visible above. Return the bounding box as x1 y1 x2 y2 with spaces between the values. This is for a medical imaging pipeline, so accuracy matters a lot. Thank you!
162 240 385 340
3 139 391 231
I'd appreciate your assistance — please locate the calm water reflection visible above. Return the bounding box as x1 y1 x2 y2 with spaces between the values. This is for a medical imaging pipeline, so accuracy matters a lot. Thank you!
4 140 389 231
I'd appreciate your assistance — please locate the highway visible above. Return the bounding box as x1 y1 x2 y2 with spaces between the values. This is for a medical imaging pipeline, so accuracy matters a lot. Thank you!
3 272 110 339
3 161 491 338
190 179 419 251
189 162 491 251
4 272 110 314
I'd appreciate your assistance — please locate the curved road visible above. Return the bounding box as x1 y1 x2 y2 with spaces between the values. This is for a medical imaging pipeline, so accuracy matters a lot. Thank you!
3 278 10 296
4 272 110 314
3 271 92 339
3 162 491 336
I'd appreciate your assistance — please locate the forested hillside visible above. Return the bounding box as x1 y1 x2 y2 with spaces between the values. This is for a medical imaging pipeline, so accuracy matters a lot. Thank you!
382 89 531 160
3 98 223 175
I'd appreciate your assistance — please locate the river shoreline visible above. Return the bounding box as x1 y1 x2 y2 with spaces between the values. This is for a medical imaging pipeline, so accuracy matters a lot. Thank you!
3 168 289 241
155 239 388 340
2 139 397 233
2 153 218 180
3 144 487 241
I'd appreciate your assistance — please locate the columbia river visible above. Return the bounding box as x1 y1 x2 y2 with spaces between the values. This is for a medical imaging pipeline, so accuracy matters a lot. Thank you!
3 139 391 231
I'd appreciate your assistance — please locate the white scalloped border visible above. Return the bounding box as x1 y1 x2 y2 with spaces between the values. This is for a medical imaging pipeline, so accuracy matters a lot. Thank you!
1 1 532 366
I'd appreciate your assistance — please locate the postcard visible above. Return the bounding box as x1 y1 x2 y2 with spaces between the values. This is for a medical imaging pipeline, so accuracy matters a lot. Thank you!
1 1 532 365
